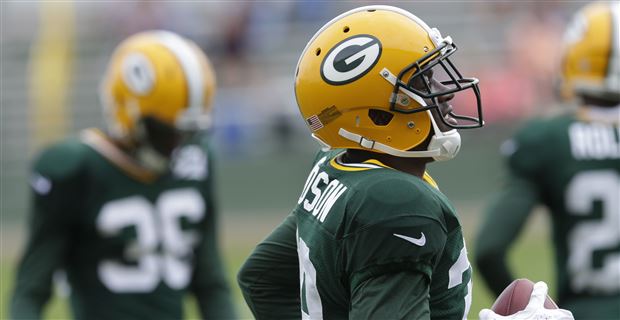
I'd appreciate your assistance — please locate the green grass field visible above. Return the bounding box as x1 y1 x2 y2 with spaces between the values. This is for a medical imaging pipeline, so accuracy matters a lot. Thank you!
0 218 554 320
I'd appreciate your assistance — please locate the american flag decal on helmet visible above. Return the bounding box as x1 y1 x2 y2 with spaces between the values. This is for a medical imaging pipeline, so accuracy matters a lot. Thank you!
306 115 324 132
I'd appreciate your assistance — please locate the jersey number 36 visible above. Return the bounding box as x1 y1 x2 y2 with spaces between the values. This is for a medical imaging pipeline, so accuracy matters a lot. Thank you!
96 188 205 293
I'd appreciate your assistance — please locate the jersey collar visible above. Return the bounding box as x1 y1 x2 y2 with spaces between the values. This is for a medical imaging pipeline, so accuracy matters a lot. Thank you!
329 153 390 172
577 105 620 124
81 128 158 183
422 172 439 189
329 152 440 189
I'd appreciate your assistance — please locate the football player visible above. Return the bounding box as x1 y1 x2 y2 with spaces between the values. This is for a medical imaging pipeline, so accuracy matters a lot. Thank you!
475 2 620 319
10 31 237 319
238 5 485 319
239 6 576 320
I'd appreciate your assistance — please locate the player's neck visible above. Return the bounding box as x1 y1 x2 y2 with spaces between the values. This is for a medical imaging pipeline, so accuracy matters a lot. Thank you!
107 135 135 156
104 134 148 168
343 149 429 178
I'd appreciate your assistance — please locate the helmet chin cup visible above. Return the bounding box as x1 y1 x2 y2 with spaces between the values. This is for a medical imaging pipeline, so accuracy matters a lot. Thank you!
136 145 169 173
426 109 462 161
428 129 461 161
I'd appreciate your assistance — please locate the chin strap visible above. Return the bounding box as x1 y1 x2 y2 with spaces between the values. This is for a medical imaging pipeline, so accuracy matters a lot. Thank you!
337 126 461 161
135 144 170 173
338 128 442 158
426 127 461 161
311 133 332 151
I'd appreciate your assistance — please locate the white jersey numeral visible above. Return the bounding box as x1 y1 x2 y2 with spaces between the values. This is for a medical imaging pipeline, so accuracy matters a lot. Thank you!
96 188 205 293
448 241 472 320
297 233 323 319
566 170 620 293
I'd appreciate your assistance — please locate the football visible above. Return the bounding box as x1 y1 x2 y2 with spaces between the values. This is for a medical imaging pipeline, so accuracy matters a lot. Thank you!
491 279 559 315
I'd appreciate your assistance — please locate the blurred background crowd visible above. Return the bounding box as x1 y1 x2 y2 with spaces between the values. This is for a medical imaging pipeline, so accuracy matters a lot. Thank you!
0 1 587 317
1 0 584 222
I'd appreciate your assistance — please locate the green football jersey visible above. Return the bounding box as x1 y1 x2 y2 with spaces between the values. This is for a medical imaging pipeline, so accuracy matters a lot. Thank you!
295 150 472 319
11 129 236 320
476 111 620 319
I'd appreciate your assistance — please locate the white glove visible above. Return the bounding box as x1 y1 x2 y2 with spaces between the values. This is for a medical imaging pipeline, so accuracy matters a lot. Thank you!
479 281 574 320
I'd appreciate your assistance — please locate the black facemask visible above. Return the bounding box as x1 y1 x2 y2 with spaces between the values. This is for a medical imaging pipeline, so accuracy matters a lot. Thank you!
139 116 186 158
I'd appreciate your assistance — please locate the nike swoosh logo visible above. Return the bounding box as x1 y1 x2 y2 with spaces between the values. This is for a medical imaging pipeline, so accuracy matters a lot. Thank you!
393 233 426 246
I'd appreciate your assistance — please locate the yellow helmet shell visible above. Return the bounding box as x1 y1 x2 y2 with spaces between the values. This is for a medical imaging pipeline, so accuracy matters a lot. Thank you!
295 6 444 153
560 1 620 101
100 30 216 139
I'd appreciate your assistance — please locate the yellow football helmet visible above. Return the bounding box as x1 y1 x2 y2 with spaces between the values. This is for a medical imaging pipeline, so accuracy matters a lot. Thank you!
295 5 483 160
559 1 620 102
99 30 216 172
100 30 216 141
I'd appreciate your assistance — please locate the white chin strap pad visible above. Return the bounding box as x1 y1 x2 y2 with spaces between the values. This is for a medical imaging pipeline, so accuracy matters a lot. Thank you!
427 129 461 161
136 145 169 173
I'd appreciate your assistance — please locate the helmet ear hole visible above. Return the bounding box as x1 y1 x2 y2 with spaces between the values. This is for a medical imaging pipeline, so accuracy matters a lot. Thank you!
368 109 394 126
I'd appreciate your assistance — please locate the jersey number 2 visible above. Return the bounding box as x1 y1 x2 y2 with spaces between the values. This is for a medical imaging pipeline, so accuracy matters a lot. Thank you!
566 170 620 293
96 188 205 293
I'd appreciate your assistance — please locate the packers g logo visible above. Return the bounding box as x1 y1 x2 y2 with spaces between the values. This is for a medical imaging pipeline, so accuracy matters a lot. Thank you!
121 53 156 95
320 35 382 85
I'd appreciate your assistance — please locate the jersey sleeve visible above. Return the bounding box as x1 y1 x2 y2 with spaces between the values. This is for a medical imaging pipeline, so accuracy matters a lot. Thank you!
343 176 449 291
344 214 448 294
190 141 237 319
350 271 430 320
237 213 300 320
504 119 551 182
429 229 472 319
11 142 85 319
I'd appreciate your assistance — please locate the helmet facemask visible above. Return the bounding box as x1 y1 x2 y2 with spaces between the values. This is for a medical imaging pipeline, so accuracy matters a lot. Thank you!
132 116 192 173
385 38 483 129
367 36 483 161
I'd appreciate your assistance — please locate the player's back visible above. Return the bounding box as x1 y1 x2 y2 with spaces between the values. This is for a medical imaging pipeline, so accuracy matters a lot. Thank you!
507 110 620 317
294 150 472 319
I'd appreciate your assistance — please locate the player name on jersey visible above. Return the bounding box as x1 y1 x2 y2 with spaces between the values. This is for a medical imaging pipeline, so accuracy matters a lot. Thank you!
569 123 620 160
297 157 348 223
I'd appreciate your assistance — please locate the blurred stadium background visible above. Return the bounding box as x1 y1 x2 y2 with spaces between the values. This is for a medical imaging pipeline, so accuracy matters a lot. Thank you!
1 1 586 318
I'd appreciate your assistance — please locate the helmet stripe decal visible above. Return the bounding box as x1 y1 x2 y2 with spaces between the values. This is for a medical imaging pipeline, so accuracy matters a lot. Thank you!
608 2 620 90
296 5 440 76
154 31 204 111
